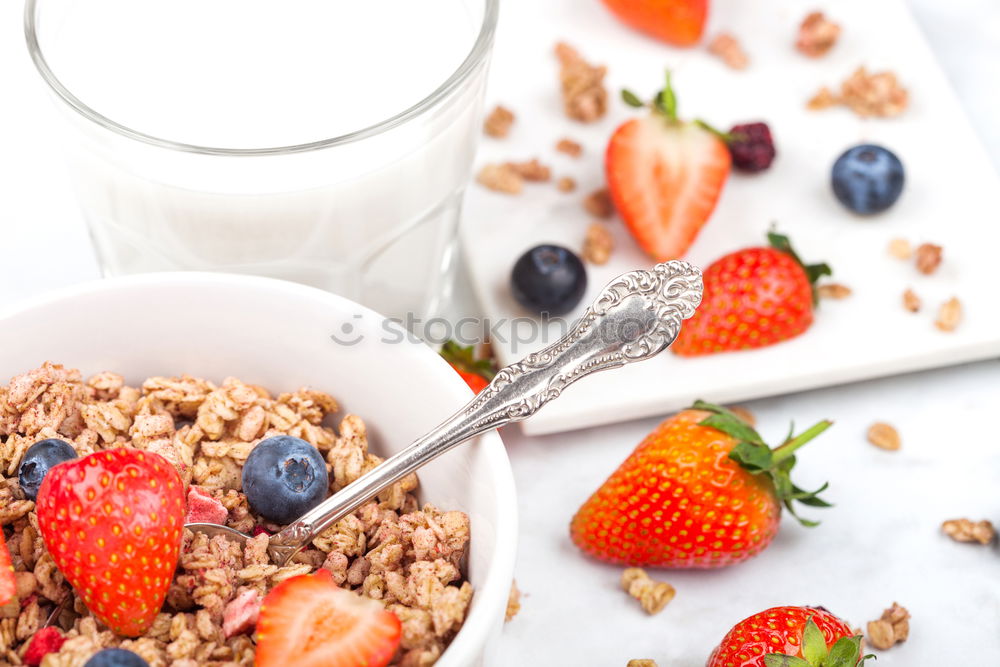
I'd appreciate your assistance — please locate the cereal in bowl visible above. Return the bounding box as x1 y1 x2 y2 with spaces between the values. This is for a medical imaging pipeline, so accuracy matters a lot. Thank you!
0 363 472 667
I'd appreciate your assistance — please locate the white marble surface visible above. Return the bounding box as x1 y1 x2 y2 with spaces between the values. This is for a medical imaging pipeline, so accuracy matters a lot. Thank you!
1 0 999 664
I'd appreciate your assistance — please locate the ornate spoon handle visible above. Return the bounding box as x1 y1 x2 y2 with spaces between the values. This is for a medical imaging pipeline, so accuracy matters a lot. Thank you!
269 261 703 562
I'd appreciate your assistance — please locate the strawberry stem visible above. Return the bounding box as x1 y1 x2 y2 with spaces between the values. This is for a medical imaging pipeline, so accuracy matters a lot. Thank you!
692 400 833 527
767 228 832 306
771 420 833 465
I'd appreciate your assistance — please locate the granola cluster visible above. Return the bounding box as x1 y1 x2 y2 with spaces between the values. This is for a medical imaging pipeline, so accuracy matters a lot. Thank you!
809 67 909 118
554 42 608 123
0 363 473 667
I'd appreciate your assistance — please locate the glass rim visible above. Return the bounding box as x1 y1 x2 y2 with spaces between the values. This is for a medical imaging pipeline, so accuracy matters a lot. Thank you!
23 0 499 157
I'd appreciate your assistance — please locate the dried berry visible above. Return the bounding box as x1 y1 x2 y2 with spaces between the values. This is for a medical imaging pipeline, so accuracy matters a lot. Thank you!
727 122 776 172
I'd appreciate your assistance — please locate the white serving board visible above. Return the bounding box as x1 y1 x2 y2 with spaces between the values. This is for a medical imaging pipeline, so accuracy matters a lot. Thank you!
460 0 1000 435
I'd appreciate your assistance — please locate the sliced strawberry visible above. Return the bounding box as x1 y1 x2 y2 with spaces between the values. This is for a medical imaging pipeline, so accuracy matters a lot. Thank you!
606 74 730 261
256 569 401 667
0 535 15 605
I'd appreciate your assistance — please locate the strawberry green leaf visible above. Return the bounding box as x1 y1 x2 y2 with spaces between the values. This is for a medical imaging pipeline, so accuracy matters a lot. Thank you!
764 656 812 667
694 401 834 526
802 618 829 665
767 229 833 305
440 340 496 381
621 89 645 108
826 635 870 666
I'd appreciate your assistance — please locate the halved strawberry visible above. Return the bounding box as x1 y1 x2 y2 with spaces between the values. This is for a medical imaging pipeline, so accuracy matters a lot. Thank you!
0 534 15 605
606 73 731 261
256 569 401 667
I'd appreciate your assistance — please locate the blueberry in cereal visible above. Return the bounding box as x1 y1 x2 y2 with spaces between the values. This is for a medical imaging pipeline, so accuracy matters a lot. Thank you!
17 437 77 500
84 648 150 667
242 435 329 524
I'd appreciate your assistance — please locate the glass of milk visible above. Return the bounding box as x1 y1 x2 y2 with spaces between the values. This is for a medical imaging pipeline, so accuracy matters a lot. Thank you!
25 0 497 321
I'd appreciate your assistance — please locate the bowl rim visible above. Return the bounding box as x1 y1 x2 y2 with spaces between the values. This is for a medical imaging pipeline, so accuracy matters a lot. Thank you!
0 271 518 665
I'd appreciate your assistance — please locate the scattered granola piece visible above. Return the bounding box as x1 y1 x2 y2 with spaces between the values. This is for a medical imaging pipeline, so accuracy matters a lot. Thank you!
840 66 909 117
817 283 852 300
582 223 614 265
867 422 900 451
556 138 583 158
809 67 908 117
935 297 962 332
584 187 614 218
728 406 756 427
477 163 523 194
708 33 749 70
557 177 577 193
484 105 515 138
942 518 996 545
506 158 552 182
628 661 658 667
887 238 913 260
505 581 521 622
866 603 910 651
807 86 839 111
796 11 841 58
621 568 675 615
902 288 921 313
555 42 608 122
914 243 942 275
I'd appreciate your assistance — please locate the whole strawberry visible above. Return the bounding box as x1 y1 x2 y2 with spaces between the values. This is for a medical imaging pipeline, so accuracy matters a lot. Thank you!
607 72 731 261
36 448 185 636
673 230 831 356
570 402 831 568
440 340 495 394
707 606 871 667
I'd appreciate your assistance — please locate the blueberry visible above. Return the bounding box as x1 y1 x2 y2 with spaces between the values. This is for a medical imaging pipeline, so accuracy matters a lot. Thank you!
831 144 904 215
242 436 328 524
83 649 149 667
18 438 77 500
510 244 587 315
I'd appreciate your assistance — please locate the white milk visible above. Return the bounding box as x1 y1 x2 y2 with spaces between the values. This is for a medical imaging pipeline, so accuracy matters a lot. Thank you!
34 0 492 320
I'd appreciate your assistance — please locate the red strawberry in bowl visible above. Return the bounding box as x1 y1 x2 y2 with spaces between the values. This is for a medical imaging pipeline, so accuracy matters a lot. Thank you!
35 447 185 637
673 230 831 356
606 72 731 261
571 402 831 568
707 606 871 667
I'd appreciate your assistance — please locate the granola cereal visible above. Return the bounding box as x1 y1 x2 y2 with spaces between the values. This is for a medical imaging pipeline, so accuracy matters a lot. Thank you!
582 223 614 265
817 283 852 300
887 238 913 260
477 163 523 195
505 159 552 183
914 243 942 275
554 42 608 122
796 11 841 58
483 105 515 139
934 297 962 332
0 363 474 666
555 138 583 158
627 661 658 667
809 67 909 118
902 289 921 313
942 518 995 545
727 406 756 428
620 568 675 615
708 33 749 70
866 603 910 651
504 581 521 622
556 177 577 193
583 188 614 219
866 422 901 451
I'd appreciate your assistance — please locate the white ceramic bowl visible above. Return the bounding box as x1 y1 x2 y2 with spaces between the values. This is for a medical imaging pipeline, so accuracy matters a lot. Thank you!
0 272 517 667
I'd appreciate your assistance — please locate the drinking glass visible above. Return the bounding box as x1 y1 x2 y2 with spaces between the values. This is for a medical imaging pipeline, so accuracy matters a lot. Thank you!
25 0 498 322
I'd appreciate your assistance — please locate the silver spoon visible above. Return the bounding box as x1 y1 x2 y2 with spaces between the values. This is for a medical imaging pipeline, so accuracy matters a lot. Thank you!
187 260 703 565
